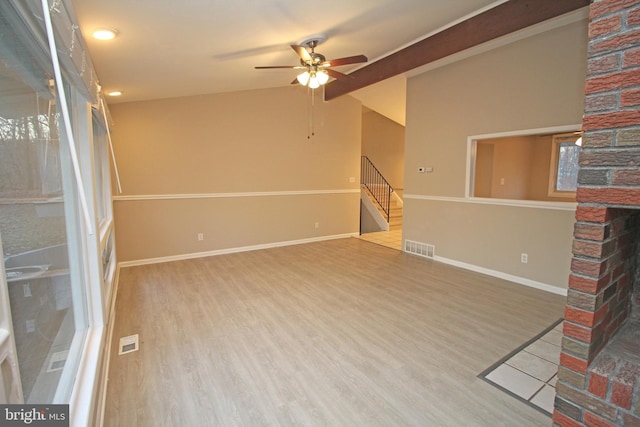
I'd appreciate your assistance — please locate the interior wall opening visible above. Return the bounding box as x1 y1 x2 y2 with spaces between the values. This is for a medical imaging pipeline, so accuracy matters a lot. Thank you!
468 126 582 204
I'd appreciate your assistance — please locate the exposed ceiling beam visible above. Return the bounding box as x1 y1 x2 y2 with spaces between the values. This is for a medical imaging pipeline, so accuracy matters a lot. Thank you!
324 0 591 101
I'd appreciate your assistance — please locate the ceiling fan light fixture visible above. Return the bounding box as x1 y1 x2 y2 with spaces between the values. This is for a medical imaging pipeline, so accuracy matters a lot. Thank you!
296 71 311 86
308 73 320 89
316 70 329 85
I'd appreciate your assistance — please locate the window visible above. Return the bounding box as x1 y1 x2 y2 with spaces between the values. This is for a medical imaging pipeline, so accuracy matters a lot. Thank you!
0 0 113 413
92 109 110 228
91 110 116 302
0 16 88 403
548 132 581 196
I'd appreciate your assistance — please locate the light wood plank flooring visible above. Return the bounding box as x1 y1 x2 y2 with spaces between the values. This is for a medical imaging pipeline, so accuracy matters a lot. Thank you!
104 238 565 426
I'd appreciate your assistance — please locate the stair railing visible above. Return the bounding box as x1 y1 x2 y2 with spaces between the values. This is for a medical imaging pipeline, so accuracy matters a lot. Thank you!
361 156 394 222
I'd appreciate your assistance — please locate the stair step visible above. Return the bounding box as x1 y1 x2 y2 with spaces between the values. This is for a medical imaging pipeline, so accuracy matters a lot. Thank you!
362 185 403 228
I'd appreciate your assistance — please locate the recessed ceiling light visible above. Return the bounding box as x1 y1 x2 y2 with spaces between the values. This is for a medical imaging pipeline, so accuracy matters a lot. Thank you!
107 91 123 97
92 28 118 40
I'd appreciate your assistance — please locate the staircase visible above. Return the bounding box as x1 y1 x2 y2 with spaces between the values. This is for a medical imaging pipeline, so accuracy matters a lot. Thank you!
360 156 403 231
388 197 403 230
362 186 403 230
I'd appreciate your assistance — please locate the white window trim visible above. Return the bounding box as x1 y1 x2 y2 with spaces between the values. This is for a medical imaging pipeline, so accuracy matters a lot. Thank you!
41 0 94 236
548 132 582 197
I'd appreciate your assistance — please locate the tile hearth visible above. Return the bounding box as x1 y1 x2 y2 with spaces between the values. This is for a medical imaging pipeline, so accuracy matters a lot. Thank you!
480 319 564 416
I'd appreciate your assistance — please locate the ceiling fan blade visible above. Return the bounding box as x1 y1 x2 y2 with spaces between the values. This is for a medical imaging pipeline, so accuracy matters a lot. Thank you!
291 44 312 62
325 54 368 67
255 65 299 69
325 68 352 80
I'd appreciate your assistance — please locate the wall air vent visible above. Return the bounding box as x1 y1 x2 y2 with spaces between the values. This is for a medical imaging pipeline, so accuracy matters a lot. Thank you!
404 240 435 259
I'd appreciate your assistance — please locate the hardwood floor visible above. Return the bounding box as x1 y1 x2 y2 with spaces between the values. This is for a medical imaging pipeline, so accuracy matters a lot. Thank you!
104 238 565 426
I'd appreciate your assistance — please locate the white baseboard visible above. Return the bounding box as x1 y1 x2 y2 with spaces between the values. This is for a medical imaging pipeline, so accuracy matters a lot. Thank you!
432 255 568 296
118 233 358 268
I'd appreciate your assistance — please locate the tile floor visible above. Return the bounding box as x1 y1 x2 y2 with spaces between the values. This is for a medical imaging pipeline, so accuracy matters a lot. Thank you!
480 319 564 416
356 229 403 250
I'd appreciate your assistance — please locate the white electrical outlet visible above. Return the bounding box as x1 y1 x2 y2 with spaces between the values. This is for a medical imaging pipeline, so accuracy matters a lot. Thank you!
314 222 320 229
26 320 36 333
197 233 204 241
23 283 32 297
521 253 528 264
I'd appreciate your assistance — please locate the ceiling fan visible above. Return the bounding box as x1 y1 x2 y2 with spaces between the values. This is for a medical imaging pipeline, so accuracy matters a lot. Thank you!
255 35 367 89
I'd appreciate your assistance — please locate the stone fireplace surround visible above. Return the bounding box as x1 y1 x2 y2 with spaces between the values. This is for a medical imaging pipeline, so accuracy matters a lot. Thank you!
553 0 640 425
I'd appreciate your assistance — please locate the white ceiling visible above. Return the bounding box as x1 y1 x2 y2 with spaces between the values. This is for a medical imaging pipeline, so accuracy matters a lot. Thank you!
71 0 503 125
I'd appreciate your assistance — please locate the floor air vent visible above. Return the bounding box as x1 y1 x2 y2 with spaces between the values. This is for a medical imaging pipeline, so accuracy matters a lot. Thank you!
47 350 68 373
118 334 140 355
404 240 435 258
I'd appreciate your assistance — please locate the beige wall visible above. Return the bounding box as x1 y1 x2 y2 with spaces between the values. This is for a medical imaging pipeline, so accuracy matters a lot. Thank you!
361 109 405 197
487 136 535 200
474 143 494 198
528 136 555 201
404 20 588 290
474 135 574 202
110 87 362 262
404 199 576 287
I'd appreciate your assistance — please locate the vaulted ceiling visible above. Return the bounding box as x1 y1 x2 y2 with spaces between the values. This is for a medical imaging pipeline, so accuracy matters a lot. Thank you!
71 0 589 125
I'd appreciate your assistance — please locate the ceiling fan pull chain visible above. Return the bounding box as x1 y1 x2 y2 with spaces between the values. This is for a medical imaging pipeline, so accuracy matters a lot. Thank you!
307 86 314 140
311 87 315 138
307 86 311 139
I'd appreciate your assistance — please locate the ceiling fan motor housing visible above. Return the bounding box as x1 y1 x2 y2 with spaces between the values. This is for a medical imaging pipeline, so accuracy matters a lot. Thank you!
301 52 326 67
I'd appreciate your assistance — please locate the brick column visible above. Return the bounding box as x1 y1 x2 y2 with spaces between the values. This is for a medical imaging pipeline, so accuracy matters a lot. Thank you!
553 0 640 426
